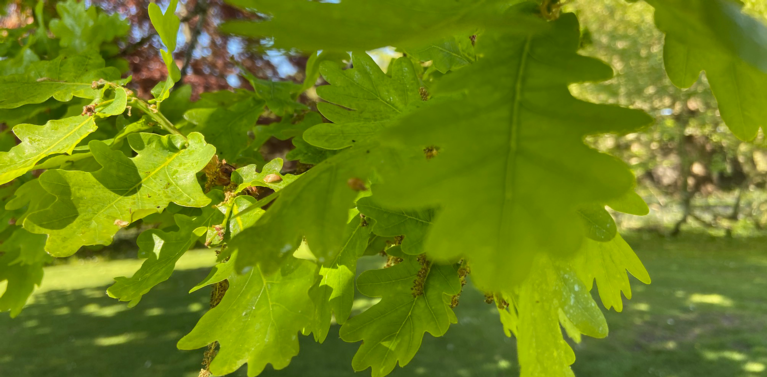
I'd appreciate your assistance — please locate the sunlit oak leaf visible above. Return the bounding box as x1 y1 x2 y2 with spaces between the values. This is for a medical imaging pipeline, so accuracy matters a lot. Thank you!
357 196 434 255
149 0 181 102
606 189 648 216
572 233 651 312
221 0 543 52
178 257 316 377
232 158 300 193
375 14 653 291
305 53 422 150
309 214 372 343
0 52 122 109
107 191 226 307
23 132 215 257
0 116 95 185
184 97 265 161
516 256 607 377
340 256 461 377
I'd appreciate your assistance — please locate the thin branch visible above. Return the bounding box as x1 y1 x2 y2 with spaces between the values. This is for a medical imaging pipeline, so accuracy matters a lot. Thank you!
177 0 209 86
130 98 186 139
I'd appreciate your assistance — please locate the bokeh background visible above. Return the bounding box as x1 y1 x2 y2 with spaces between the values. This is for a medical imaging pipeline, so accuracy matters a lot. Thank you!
1 0 767 376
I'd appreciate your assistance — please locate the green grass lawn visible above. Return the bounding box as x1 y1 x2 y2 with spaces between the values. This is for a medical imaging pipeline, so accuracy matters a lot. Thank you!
2 233 767 377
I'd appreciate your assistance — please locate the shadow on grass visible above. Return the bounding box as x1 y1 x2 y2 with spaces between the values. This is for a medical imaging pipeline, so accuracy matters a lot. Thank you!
2 241 767 377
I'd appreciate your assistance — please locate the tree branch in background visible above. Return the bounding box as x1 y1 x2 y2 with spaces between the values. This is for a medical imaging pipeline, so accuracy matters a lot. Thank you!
178 0 209 87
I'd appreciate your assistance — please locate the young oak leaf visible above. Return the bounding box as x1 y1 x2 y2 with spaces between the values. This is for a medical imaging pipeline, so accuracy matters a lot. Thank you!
309 214 372 343
404 35 477 74
221 0 543 52
183 97 265 161
572 233 651 312
49 0 130 53
304 53 423 150
107 191 226 307
177 257 316 377
23 132 215 257
148 0 181 103
0 52 122 109
515 256 607 377
340 256 461 377
232 158 300 193
374 14 653 291
356 196 434 255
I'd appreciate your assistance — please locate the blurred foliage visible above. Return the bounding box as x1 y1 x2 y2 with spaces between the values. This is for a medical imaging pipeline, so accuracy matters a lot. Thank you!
570 0 767 236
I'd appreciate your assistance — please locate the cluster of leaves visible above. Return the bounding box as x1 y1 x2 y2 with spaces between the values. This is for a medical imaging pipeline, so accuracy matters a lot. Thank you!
1 1 766 377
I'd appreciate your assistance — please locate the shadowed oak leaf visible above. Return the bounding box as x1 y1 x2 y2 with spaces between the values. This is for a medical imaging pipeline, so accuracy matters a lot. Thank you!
178 257 316 377
149 0 181 103
375 14 653 291
651 0 767 140
305 53 422 150
184 98 265 161
0 227 49 318
229 53 424 273
221 0 543 52
23 132 215 257
309 214 372 343
357 196 434 255
340 257 461 377
107 191 226 307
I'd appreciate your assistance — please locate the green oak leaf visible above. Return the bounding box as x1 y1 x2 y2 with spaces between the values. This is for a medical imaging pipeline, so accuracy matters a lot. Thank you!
49 0 130 53
302 51 349 92
107 191 226 307
356 196 434 255
309 214 372 343
648 0 767 74
149 0 181 103
374 14 653 291
494 293 519 338
221 0 543 52
405 35 476 74
577 205 617 242
5 179 56 224
340 257 461 377
516 257 607 377
663 37 767 141
606 189 649 216
0 52 122 109
232 158 300 193
305 53 423 150
184 97 265 161
0 116 96 185
0 227 48 318
23 132 215 257
178 257 316 377
238 69 307 116
572 233 651 312
228 142 410 273
229 53 428 272
264 112 337 165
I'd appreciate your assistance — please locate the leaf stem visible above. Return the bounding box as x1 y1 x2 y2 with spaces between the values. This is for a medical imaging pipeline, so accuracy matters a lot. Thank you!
130 98 186 139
